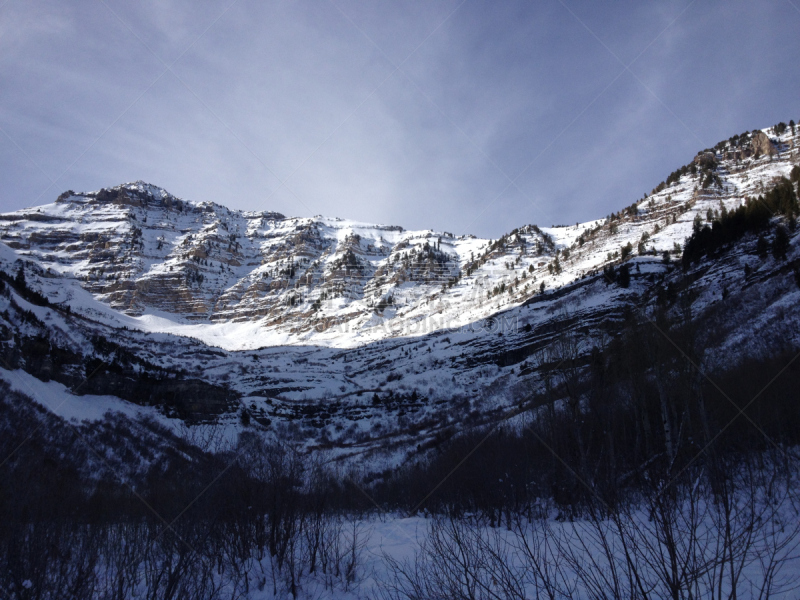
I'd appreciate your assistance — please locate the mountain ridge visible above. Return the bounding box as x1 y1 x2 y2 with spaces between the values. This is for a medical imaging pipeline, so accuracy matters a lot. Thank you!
0 121 798 465
0 124 797 351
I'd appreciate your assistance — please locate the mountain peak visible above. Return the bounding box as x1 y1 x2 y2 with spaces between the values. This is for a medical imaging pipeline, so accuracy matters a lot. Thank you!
2 121 798 349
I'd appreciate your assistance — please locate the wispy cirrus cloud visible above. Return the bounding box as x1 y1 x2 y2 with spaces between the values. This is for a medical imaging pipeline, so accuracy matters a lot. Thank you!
0 0 797 237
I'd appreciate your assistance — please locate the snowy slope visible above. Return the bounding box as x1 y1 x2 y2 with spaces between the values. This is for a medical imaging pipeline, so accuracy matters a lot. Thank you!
2 127 797 351
0 123 798 466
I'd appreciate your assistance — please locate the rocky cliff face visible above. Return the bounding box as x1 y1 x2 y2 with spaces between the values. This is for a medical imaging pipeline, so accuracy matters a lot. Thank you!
1 126 797 350
0 123 798 462
0 181 555 345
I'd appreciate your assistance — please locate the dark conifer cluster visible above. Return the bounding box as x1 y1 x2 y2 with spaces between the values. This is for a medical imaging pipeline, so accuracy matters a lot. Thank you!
682 177 798 266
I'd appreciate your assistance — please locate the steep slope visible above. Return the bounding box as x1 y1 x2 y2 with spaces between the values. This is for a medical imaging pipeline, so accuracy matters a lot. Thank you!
1 126 797 351
0 122 798 467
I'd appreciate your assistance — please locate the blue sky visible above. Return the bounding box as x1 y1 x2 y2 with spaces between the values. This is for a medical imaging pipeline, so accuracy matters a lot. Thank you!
1 0 798 237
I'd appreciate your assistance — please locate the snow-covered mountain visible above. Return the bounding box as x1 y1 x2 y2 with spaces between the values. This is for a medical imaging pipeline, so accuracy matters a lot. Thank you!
0 123 799 465
1 128 797 351
1 180 556 348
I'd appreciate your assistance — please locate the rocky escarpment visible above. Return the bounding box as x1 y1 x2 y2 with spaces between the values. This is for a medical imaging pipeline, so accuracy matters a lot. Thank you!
0 121 798 462
0 125 797 352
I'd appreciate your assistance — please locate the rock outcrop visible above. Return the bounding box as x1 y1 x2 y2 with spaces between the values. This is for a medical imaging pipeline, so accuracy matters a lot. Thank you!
751 130 777 156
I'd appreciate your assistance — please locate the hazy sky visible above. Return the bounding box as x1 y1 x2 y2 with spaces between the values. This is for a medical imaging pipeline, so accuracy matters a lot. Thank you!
1 0 798 238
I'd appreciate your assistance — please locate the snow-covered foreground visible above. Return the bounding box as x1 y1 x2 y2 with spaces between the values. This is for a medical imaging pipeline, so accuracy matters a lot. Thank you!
177 490 800 600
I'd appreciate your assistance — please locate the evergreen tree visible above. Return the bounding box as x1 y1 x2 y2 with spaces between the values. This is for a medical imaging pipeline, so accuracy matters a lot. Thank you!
790 165 800 185
603 264 616 285
682 179 795 267
14 266 25 289
617 264 630 288
772 226 790 260
757 235 769 258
